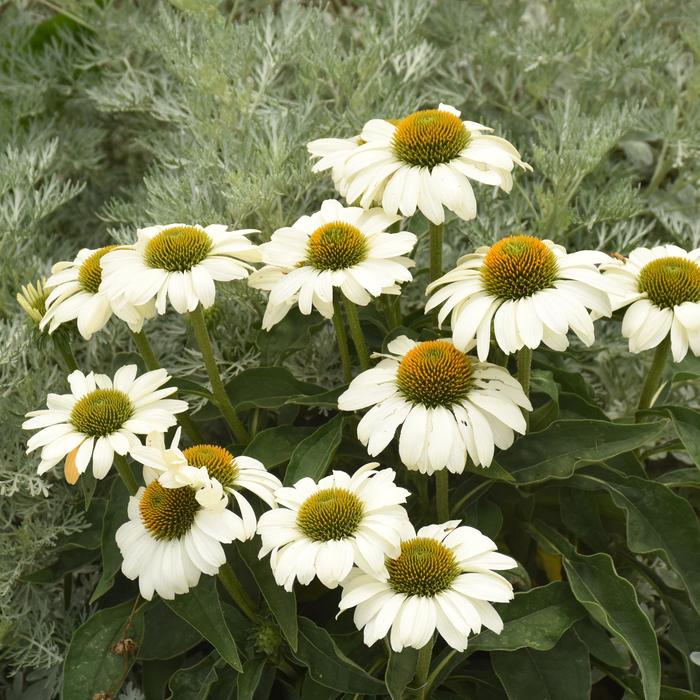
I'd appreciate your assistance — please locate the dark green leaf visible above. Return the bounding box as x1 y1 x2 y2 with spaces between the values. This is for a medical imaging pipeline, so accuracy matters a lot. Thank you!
286 386 344 408
138 600 203 660
531 522 660 700
237 657 266 700
577 467 700 612
573 618 629 668
243 425 315 468
143 657 185 700
284 415 344 485
385 648 417 700
168 651 220 699
654 405 700 468
170 376 215 400
238 539 298 651
471 582 584 652
657 468 700 488
665 594 700 692
228 367 324 411
293 617 385 694
559 487 609 552
166 576 242 671
91 478 130 602
491 629 590 700
62 599 144 700
498 419 668 484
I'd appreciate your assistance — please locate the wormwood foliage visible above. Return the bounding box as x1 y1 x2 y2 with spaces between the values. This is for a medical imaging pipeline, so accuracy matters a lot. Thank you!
1 1 699 699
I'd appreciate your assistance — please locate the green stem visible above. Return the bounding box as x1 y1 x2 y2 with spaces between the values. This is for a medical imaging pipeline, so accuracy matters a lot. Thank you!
114 454 138 496
517 346 532 431
637 335 671 411
342 298 370 371
332 299 353 383
429 222 444 282
189 306 249 444
414 636 435 700
517 346 532 395
131 330 160 371
217 562 257 622
435 470 449 522
130 330 203 443
54 336 78 372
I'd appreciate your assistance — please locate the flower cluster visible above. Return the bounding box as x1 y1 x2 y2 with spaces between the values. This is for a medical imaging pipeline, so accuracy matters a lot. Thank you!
19 99 700 661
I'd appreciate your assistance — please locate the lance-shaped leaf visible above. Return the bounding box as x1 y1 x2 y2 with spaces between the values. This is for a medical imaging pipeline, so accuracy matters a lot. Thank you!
284 414 344 485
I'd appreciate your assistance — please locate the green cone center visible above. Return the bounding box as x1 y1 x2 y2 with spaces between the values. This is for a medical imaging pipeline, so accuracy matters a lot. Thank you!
481 235 559 300
638 256 700 308
387 537 460 597
396 340 473 407
140 481 200 540
392 109 469 169
78 246 118 294
144 226 212 272
70 388 134 436
306 221 368 271
182 444 238 489
297 487 364 541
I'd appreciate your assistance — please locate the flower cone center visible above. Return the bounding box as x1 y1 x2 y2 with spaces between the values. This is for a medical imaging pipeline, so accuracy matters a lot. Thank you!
144 226 212 272
70 389 134 436
297 487 364 541
78 246 118 294
306 221 368 271
392 109 469 169
183 444 238 489
481 235 558 299
397 341 473 407
140 481 199 540
638 256 700 308
387 537 459 597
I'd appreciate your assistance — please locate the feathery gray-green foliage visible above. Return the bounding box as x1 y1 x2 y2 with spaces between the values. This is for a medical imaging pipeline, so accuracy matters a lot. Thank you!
1 0 699 698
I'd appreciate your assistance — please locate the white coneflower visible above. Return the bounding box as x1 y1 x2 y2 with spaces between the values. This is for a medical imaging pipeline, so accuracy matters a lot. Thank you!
116 469 241 600
600 244 700 361
248 199 416 329
23 365 187 481
40 247 155 339
338 520 516 651
338 336 531 473
100 224 261 315
131 430 281 541
426 235 612 359
257 463 412 591
308 104 530 225
17 279 49 325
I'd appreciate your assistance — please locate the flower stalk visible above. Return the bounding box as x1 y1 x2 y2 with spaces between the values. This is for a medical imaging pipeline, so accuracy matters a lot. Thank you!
343 298 370 370
218 562 258 622
332 298 353 383
429 222 444 282
415 636 435 700
435 470 449 523
637 334 671 411
114 454 138 496
189 305 249 444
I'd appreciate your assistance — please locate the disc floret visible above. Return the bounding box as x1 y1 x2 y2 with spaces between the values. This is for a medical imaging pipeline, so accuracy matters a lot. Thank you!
297 487 365 541
144 225 213 272
306 221 368 271
70 389 134 437
387 537 460 597
638 256 700 309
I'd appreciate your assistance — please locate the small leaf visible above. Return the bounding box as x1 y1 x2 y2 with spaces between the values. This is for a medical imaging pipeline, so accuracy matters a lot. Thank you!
657 468 700 488
293 617 385 694
286 386 344 408
284 414 344 485
166 576 242 671
238 539 298 651
168 651 220 699
492 629 591 700
237 657 267 700
385 648 418 700
531 522 661 700
62 599 144 700
243 424 315 468
227 367 324 411
498 418 668 484
573 618 629 668
654 405 700 468
91 478 130 602
665 593 700 692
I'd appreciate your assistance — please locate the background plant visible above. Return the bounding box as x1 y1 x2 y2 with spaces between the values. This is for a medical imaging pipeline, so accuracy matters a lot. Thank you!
1 0 699 698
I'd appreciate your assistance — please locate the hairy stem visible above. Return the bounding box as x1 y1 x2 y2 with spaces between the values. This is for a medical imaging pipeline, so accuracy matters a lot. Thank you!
637 335 671 411
189 305 249 444
429 222 444 282
342 298 370 370
517 346 532 431
435 470 449 522
217 562 257 622
415 636 435 700
332 298 353 383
